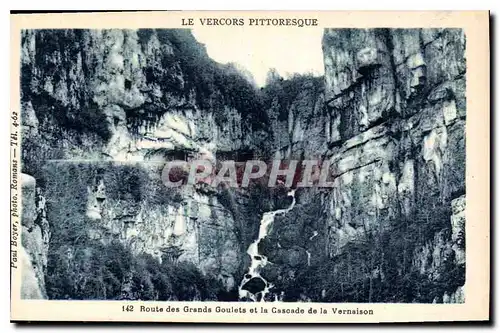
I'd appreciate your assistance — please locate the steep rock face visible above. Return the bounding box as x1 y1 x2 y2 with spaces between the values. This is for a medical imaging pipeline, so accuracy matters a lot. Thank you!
20 29 276 298
84 172 279 291
321 27 465 268
38 161 286 298
20 174 50 299
263 28 465 303
21 29 269 170
265 76 326 159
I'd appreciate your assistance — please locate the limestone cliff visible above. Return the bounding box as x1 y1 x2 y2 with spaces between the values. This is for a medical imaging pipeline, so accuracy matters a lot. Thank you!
20 28 278 299
21 29 270 170
264 75 326 159
261 28 465 303
20 174 50 299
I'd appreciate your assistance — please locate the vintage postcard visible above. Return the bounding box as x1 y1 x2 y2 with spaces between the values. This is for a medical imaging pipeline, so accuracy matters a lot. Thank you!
9 11 490 323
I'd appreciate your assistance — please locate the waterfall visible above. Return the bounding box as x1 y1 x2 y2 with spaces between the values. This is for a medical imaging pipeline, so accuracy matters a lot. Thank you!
238 189 296 302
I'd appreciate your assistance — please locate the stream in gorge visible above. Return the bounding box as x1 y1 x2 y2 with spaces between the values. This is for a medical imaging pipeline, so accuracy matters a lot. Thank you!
238 189 296 302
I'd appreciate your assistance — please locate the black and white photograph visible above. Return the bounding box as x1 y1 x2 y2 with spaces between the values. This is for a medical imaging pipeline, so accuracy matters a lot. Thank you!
17 26 466 303
9 10 490 323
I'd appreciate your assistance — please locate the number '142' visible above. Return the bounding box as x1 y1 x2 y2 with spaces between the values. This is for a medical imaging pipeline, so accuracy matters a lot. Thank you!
122 305 134 312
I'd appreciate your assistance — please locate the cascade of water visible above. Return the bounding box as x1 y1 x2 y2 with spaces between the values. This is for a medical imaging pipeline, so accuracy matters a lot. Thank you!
238 189 296 302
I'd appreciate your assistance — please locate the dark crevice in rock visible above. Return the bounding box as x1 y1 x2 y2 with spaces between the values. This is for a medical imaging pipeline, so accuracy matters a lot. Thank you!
332 158 381 180
384 29 404 118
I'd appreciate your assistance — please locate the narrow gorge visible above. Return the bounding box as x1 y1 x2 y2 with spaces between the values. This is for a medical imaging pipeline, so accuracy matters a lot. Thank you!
19 28 465 303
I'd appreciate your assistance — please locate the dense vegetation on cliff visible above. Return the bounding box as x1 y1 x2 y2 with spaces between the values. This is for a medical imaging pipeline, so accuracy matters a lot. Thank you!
46 239 228 301
262 70 323 122
268 205 465 303
41 163 231 301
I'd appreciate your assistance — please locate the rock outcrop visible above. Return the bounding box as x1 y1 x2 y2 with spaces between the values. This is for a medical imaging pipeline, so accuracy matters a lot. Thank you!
20 174 50 299
20 29 269 169
20 28 278 297
262 28 465 303
265 75 326 159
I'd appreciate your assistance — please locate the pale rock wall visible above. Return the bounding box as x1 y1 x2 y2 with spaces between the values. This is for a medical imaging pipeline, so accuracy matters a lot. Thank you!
266 77 327 160
84 181 242 290
20 29 266 165
321 28 465 264
20 29 272 295
20 173 50 299
262 28 465 302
